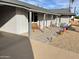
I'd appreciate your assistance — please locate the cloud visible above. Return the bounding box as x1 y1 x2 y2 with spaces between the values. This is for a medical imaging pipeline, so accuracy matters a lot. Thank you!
19 0 79 15
19 0 78 9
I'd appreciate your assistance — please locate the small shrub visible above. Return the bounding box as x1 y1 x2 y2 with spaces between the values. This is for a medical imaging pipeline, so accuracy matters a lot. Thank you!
75 16 79 19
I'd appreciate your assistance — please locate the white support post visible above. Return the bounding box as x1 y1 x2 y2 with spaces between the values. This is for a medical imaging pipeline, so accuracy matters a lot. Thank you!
59 16 61 27
55 16 58 26
43 14 46 27
39 20 40 29
51 15 53 26
56 16 60 27
28 11 32 39
46 19 47 27
46 15 47 27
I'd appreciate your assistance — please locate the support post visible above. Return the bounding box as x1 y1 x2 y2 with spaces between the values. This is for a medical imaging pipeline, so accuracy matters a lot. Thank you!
59 16 61 27
57 16 60 27
55 16 58 26
46 19 47 27
51 15 53 23
28 11 32 39
50 15 53 27
43 14 46 27
46 15 47 27
39 20 40 29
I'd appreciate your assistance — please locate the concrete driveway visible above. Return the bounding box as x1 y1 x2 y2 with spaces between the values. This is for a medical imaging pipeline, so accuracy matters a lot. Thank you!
0 31 34 59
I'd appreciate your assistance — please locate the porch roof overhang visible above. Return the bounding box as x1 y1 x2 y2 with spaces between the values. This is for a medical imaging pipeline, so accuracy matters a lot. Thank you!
49 8 75 16
0 0 60 16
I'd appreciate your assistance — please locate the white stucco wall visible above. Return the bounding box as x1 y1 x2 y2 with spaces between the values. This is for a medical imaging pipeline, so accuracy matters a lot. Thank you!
0 15 17 33
37 16 71 28
16 8 28 34
61 16 70 24
38 13 54 29
46 20 51 27
51 19 56 25
37 13 44 29
55 17 60 27
0 8 28 34
37 14 59 29
52 16 71 27
37 20 43 29
16 14 28 34
37 19 55 29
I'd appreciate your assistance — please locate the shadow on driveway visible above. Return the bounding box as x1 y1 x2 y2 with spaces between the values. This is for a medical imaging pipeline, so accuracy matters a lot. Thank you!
0 31 34 59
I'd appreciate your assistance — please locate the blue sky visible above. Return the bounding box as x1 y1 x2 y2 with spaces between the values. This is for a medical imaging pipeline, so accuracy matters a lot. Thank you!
19 0 79 15
19 0 69 9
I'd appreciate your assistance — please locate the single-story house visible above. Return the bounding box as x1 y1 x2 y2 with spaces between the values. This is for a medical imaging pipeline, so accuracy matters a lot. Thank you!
0 0 75 38
49 8 75 26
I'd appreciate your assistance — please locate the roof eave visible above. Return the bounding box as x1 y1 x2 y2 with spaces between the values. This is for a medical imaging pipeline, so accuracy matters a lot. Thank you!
0 0 57 15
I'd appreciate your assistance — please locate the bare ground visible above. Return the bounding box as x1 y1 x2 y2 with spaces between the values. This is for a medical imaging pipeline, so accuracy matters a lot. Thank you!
50 30 79 54
22 26 79 59
22 26 79 54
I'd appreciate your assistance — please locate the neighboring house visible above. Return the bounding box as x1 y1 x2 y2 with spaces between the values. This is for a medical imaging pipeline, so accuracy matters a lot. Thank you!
49 8 75 26
0 0 75 37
